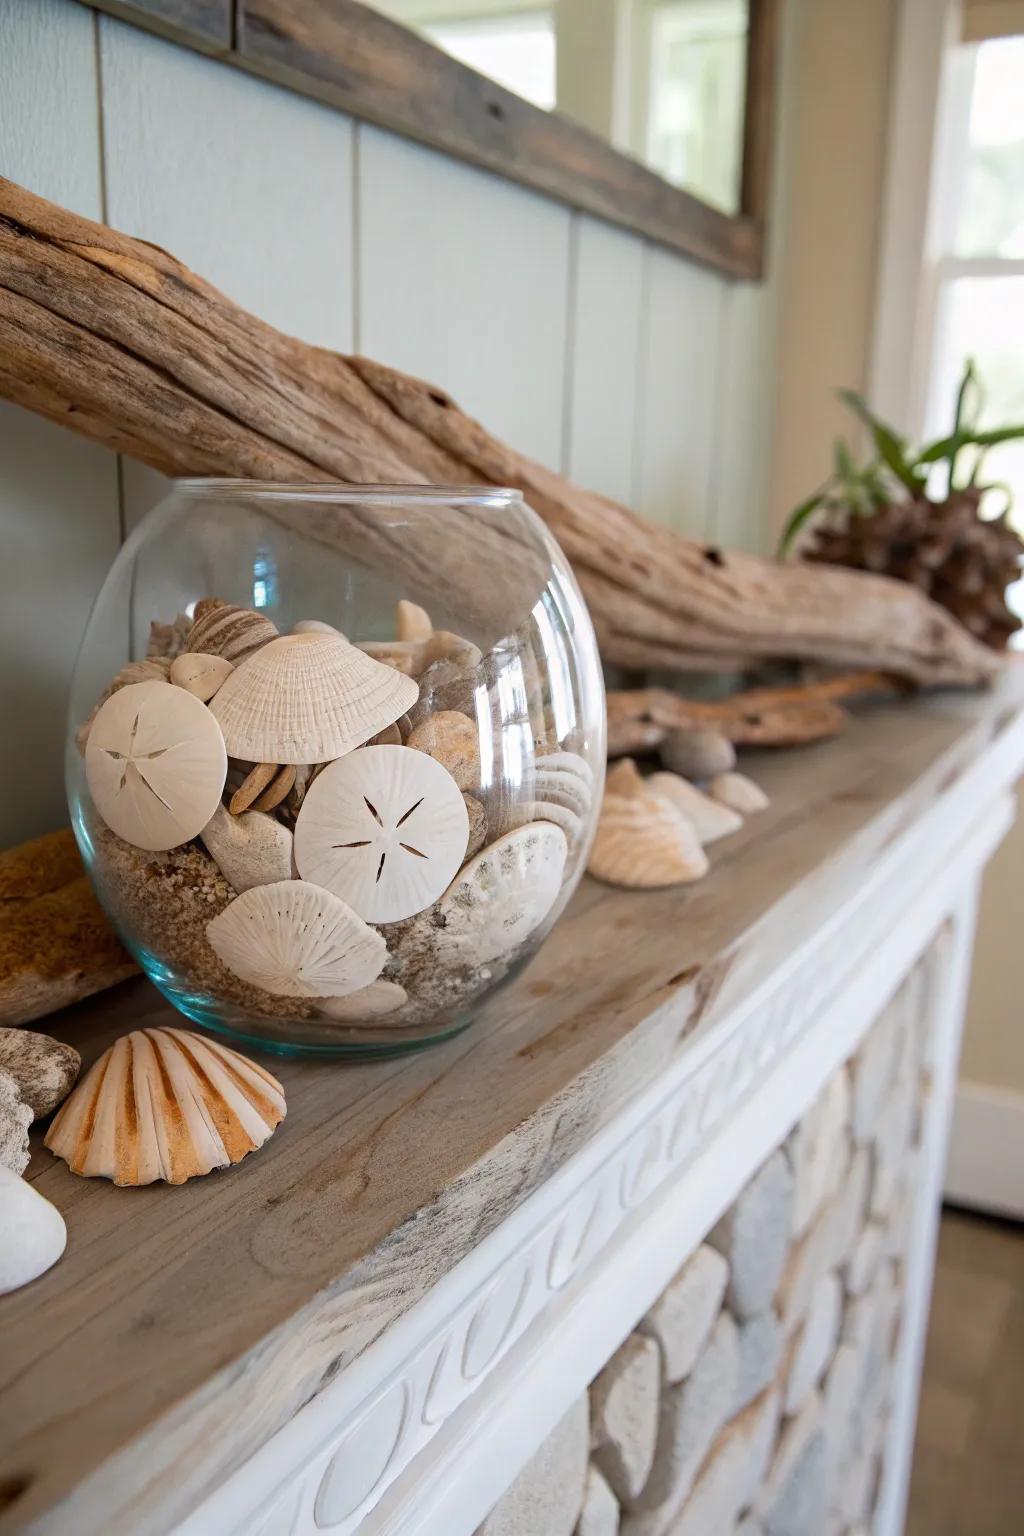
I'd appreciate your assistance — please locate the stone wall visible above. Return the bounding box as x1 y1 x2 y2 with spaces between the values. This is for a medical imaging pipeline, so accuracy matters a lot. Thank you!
476 948 938 1536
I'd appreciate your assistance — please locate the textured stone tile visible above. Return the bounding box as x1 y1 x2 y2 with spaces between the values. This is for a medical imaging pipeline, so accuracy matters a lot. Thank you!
821 1343 862 1494
849 1009 897 1144
666 1391 779 1536
734 1310 782 1413
826 1146 871 1273
787 1069 851 1240
710 1153 794 1320
844 1221 885 1298
776 1204 833 1336
591 1334 661 1502
478 1396 589 1536
784 1274 842 1414
640 1245 729 1384
754 1391 824 1533
622 1314 739 1533
577 1465 620 1536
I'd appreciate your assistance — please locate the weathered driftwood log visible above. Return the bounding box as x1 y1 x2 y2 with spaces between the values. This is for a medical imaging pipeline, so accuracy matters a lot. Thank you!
606 671 902 755
0 176 1000 688
0 829 138 1025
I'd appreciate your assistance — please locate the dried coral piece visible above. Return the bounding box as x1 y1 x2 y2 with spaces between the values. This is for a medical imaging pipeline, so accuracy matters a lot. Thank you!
317 980 408 1021
86 681 228 851
210 632 418 764
648 772 743 845
45 1027 286 1185
169 651 234 702
294 745 469 923
435 822 568 966
201 804 293 894
0 1068 31 1174
186 601 278 663
589 760 708 889
406 710 481 791
207 880 386 998
708 772 769 814
0 1028 80 1119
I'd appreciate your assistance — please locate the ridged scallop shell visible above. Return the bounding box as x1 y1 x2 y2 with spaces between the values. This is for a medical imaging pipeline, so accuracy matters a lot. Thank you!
648 772 743 845
44 1028 285 1186
186 601 278 664
206 879 387 998
588 760 708 888
433 821 568 966
210 633 419 764
708 771 770 814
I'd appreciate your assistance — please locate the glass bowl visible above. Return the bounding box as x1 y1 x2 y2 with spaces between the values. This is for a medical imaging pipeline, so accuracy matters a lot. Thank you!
66 482 605 1056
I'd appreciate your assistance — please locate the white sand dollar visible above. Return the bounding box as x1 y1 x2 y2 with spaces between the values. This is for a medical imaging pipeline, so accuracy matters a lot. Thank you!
436 822 568 966
85 680 227 851
207 880 386 999
209 632 418 764
295 745 469 923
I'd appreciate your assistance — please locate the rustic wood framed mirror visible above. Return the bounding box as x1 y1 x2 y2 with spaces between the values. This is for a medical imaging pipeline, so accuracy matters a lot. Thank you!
90 0 781 281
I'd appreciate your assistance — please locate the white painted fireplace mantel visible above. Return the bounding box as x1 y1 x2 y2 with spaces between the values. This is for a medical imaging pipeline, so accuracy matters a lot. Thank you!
3 674 1024 1536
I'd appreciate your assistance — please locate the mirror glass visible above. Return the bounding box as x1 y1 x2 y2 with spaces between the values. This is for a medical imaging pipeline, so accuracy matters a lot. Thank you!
370 0 750 215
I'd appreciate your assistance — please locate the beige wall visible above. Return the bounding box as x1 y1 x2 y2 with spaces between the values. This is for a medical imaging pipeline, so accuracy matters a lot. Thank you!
766 0 898 540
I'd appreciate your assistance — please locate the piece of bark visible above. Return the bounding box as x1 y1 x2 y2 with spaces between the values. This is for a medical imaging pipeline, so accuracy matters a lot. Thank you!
606 671 899 756
0 176 1000 689
0 830 138 1026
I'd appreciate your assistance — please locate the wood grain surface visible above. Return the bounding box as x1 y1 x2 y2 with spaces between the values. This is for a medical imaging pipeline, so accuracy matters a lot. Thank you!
86 0 231 52
1 677 1022 1536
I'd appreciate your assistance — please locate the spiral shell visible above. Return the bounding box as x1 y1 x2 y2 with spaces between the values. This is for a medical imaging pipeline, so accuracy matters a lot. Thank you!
186 600 278 664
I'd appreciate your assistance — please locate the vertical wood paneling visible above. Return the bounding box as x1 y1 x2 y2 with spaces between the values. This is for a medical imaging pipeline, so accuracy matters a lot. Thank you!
711 281 774 554
358 125 572 470
99 16 356 528
633 248 726 537
0 0 121 845
565 216 645 502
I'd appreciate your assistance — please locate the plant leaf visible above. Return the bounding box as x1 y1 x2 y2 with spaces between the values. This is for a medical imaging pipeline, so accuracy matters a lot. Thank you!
918 423 1024 464
778 488 829 558
840 389 926 496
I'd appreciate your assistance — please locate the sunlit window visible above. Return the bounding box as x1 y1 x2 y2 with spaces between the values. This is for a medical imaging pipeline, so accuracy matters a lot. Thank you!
425 11 556 110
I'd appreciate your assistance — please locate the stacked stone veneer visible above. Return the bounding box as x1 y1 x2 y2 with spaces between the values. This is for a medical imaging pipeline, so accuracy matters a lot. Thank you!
477 949 939 1536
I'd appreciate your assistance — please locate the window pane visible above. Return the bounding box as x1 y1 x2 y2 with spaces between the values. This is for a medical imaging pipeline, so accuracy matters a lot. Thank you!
957 37 1024 257
424 12 557 110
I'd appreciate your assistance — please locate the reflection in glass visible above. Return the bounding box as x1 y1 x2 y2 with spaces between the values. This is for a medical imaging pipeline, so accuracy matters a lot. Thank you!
369 0 749 213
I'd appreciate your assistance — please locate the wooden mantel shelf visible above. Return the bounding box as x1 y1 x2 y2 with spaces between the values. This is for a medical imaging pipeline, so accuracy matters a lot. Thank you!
3 672 1024 1536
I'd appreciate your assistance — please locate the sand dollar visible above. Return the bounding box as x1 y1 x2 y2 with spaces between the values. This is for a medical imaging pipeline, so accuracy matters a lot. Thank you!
85 681 227 851
294 745 469 924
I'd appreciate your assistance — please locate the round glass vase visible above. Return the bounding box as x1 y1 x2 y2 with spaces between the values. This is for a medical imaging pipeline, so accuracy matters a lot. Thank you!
66 482 605 1057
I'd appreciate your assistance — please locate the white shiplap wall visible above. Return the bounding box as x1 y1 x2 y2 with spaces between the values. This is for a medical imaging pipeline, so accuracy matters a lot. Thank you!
0 0 777 845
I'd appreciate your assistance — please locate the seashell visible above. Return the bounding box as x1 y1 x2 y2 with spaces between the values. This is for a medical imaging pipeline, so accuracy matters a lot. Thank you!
708 771 769 815
201 804 293 893
252 764 297 813
434 821 568 966
406 710 480 791
45 1027 286 1185
207 880 386 998
170 651 235 702
588 760 708 889
510 798 583 850
368 721 402 747
358 639 420 676
0 1068 31 1175
86 681 228 852
396 600 433 642
292 619 340 636
193 596 227 622
659 728 736 782
75 656 173 752
229 761 278 815
648 772 743 845
316 980 408 1021
210 633 418 764
0 1028 80 1120
535 747 596 786
0 1165 66 1294
186 601 278 664
147 612 192 660
464 794 487 859
294 745 469 923
360 631 482 679
404 658 475 730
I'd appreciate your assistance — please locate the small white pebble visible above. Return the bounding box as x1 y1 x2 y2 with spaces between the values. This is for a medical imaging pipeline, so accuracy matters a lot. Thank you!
708 771 769 815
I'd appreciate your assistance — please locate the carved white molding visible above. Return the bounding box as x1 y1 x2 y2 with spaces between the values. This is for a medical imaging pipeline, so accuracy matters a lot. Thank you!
176 718 1024 1536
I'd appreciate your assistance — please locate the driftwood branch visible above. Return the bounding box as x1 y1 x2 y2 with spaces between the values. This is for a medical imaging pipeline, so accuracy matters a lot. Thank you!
0 176 1000 689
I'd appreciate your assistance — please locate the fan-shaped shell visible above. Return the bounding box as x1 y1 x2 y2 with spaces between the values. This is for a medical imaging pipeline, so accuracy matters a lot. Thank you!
589 762 708 889
206 879 387 998
186 601 278 663
708 772 769 814
294 745 469 923
434 821 568 966
85 680 228 851
210 633 419 764
44 1027 285 1185
648 772 742 845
